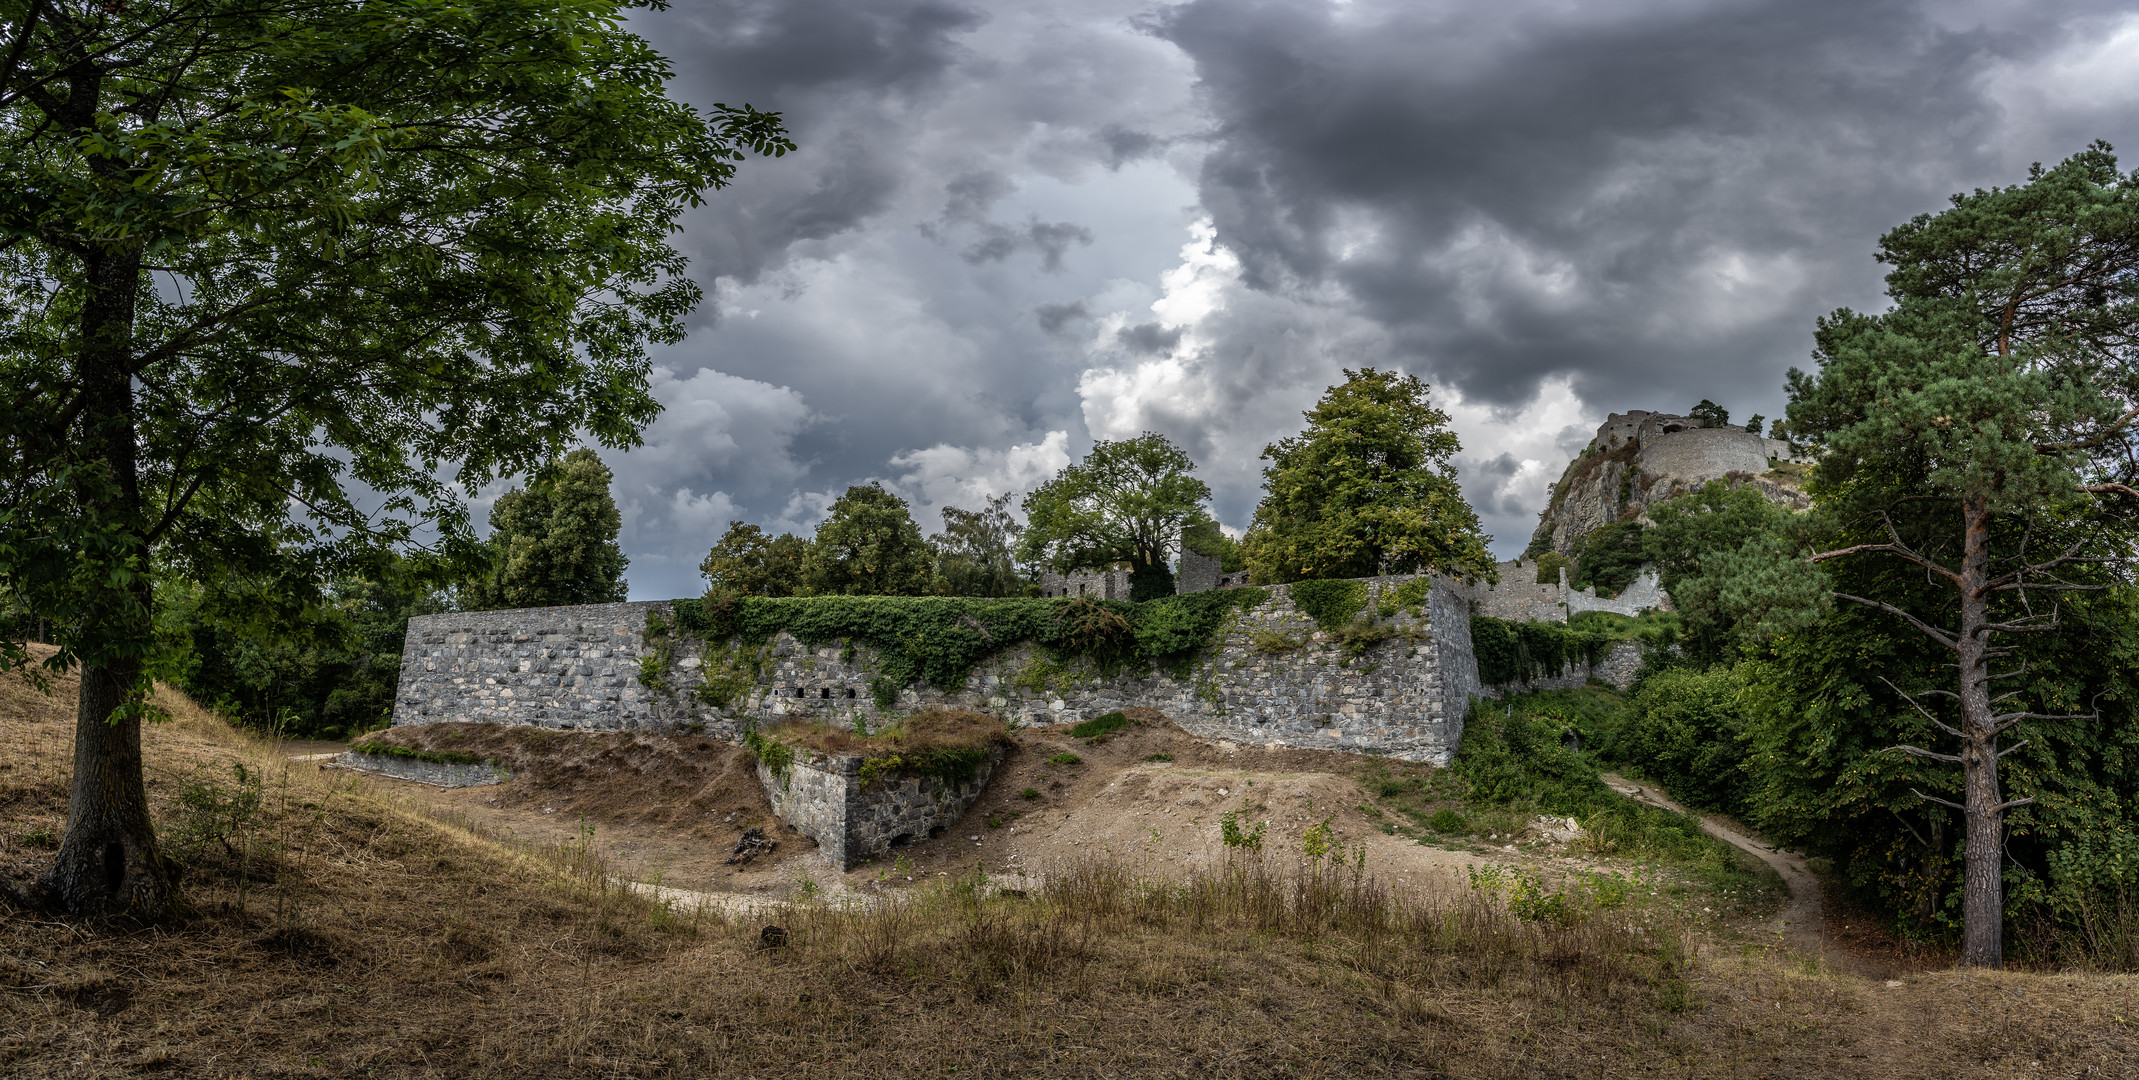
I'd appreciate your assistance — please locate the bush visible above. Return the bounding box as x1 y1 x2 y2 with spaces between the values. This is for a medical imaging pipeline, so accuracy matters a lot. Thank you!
1048 752 1082 766
1288 579 1368 632
1069 711 1133 743
166 762 265 867
1470 616 1612 688
1618 666 1751 817
1427 808 1466 833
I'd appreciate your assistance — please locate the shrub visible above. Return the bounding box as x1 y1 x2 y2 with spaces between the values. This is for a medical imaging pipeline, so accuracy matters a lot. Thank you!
1048 752 1082 766
1619 666 1751 816
1146 753 1173 763
1289 579 1368 632
166 762 265 866
1427 808 1466 833
1068 711 1133 743
1020 787 1041 800
1470 615 1612 688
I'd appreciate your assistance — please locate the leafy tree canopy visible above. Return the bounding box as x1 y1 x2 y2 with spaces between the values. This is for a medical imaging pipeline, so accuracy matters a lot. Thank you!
1181 514 1245 573
1241 368 1495 583
1688 399 1731 427
700 522 807 598
804 484 934 597
931 493 1025 598
1569 521 1648 599
463 450 628 609
1017 433 1211 575
0 0 789 916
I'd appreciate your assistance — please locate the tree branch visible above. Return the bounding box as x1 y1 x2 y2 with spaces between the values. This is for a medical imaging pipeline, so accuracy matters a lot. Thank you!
1833 592 1959 650
1910 788 1967 812
2039 403 2139 452
1894 744 1965 764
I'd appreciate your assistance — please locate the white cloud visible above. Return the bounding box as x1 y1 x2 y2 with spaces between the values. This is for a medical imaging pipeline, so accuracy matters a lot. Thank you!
886 431 1073 531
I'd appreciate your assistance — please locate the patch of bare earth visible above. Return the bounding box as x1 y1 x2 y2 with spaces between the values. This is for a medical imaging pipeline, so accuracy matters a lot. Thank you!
5 666 2136 1078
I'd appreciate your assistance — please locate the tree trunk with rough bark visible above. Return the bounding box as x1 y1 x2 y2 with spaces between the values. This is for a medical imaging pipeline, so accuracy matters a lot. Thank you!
33 240 182 919
1953 495 2004 968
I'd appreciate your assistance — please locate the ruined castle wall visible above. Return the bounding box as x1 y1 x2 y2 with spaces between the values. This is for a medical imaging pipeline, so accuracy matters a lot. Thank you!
759 750 1004 869
392 575 1483 765
1477 640 1646 698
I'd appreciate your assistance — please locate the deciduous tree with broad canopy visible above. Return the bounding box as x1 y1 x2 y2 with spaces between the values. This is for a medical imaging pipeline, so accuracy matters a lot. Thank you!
462 449 629 610
1242 369 1495 584
0 0 791 917
1784 143 2139 967
1017 433 1212 601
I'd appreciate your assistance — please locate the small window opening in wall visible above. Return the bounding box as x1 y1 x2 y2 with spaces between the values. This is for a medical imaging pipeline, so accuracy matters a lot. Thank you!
889 833 915 848
1077 584 1086 596
819 688 831 699
845 688 856 699
927 825 946 839
794 687 805 697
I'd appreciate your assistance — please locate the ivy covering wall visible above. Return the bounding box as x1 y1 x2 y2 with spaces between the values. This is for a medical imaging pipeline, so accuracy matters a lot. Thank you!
670 587 1272 691
1469 614 1614 687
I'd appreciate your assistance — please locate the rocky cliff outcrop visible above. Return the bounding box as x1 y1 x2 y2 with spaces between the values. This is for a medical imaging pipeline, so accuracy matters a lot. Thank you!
1527 410 1812 556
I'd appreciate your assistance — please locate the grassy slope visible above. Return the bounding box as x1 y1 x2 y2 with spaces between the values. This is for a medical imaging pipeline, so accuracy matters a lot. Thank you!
1 662 2135 1078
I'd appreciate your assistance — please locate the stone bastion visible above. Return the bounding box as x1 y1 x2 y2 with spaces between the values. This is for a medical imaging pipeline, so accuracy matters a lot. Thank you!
389 574 1481 765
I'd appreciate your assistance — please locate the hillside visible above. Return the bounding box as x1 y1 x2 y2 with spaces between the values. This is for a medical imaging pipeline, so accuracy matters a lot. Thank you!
5 659 2138 1077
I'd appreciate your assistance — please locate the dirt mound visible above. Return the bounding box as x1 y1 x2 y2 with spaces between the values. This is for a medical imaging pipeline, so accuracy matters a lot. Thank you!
357 722 775 838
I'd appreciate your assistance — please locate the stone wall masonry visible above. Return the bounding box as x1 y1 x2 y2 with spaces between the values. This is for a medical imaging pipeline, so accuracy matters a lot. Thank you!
758 749 1005 869
392 574 1484 766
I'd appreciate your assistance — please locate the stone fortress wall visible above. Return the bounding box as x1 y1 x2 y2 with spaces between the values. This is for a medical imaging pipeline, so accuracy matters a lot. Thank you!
392 574 1484 765
1452 559 1672 624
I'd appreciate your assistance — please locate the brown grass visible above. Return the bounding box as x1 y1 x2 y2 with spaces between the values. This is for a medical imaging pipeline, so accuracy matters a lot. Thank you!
5 663 2139 1078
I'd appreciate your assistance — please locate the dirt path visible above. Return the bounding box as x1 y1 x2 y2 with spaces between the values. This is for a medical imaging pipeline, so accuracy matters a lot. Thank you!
1600 772 1892 977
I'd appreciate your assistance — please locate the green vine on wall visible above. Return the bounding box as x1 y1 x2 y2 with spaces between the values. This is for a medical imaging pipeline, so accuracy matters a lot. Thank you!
668 587 1270 696
1469 615 1613 687
1288 579 1369 632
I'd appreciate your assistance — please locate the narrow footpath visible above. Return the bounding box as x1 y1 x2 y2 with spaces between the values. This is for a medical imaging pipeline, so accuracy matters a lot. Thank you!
1599 772 1890 978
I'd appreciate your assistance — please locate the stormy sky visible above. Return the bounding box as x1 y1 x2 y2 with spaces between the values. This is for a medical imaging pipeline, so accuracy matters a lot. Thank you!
571 0 2139 599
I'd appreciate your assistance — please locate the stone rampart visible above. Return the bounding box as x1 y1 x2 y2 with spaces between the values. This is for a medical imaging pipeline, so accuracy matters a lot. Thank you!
392 574 1482 765
758 748 1004 869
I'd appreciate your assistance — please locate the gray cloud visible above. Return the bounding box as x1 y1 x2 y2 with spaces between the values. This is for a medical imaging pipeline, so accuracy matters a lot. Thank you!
1153 0 2135 415
1035 300 1091 333
1116 321 1183 356
591 0 2139 597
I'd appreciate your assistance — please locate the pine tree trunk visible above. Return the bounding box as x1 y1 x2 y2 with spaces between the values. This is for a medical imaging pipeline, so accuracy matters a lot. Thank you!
1955 494 2003 968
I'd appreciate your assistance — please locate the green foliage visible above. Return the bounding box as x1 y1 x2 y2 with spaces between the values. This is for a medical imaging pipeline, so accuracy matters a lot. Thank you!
1427 808 1466 833
869 675 901 711
1145 753 1173 763
346 742 485 768
693 643 769 710
672 587 1269 695
742 725 796 787
1532 552 1570 584
1638 482 1803 663
1219 809 1267 852
166 763 266 866
153 560 445 738
1777 144 2139 961
1617 667 1752 817
1452 693 1763 889
700 523 807 598
1687 400 1731 427
1469 616 1612 688
1018 433 1212 575
1048 752 1083 766
1068 711 1133 743
1570 521 1648 598
1565 610 1682 647
1181 515 1247 573
464 450 629 610
1288 579 1369 632
931 494 1026 598
803 484 935 597
1242 368 1496 584
1020 787 1042 800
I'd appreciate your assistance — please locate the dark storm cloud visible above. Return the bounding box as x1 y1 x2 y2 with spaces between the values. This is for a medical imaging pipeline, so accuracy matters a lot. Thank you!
1152 0 2136 414
631 0 987 288
1097 124 1166 169
1035 300 1091 333
961 219 1098 270
1117 322 1183 356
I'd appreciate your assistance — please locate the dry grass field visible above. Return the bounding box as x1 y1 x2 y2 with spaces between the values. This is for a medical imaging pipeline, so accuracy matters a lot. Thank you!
3 660 2136 1078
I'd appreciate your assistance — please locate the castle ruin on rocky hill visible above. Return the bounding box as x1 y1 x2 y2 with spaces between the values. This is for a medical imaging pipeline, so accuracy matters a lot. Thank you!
1528 408 1813 556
